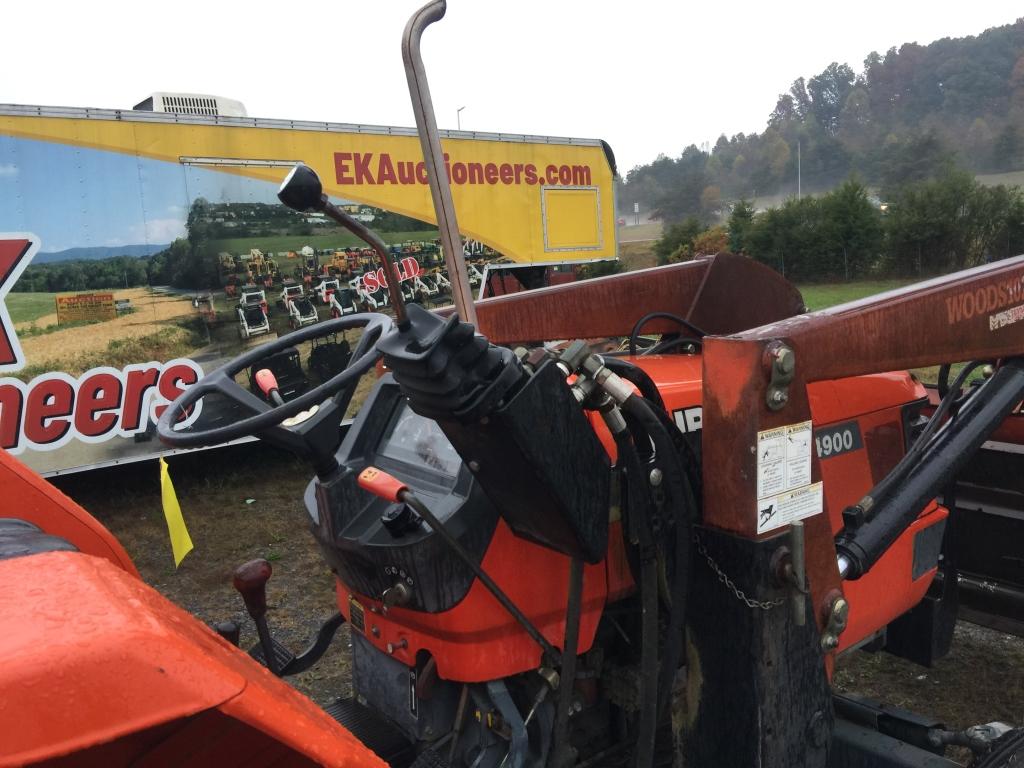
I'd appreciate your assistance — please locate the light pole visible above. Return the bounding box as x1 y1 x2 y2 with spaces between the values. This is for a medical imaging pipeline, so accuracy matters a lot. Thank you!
456 106 465 130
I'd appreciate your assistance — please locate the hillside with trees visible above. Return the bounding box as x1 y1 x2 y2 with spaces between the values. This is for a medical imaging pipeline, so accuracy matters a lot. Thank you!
620 18 1024 221
654 172 1024 282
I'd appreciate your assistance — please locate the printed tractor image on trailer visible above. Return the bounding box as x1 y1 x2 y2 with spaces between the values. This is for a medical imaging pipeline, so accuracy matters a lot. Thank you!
237 284 271 340
280 280 319 329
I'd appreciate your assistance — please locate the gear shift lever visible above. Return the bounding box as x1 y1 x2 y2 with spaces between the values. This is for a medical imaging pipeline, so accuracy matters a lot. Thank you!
233 559 281 674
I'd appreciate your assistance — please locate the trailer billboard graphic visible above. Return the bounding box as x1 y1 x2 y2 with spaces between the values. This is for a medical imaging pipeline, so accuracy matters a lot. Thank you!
0 236 38 371
0 106 616 474
55 293 117 324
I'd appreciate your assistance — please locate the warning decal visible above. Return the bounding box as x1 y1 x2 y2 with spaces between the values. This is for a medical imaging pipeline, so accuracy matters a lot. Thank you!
758 482 824 533
756 420 822 533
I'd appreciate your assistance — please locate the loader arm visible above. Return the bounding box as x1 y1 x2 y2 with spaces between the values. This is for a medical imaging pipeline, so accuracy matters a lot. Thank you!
701 254 1024 621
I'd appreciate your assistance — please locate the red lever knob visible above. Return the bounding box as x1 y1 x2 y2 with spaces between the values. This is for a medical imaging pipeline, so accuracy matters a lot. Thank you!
233 558 272 619
358 466 408 503
254 368 279 398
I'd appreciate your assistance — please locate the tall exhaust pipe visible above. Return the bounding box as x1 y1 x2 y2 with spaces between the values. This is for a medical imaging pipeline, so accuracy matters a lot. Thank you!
401 0 478 326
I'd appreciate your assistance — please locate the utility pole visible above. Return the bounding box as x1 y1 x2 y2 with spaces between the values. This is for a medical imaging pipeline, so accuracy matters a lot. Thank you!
797 140 802 200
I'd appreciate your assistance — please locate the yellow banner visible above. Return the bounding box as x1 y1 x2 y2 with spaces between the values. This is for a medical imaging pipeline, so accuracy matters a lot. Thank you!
1 114 617 264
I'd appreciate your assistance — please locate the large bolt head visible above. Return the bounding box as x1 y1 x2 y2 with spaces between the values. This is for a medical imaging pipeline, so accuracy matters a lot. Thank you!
831 598 849 627
774 346 795 375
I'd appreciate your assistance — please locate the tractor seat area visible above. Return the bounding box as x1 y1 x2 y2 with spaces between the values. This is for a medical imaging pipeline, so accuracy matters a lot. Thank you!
0 518 77 561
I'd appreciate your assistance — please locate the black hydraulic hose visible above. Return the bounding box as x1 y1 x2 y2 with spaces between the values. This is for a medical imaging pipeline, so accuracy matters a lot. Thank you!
595 357 702 517
937 364 953 400
610 425 657 768
628 312 707 357
551 558 584 768
600 356 666 412
603 355 702 498
401 491 561 665
636 546 659 768
837 358 1024 579
621 394 694 717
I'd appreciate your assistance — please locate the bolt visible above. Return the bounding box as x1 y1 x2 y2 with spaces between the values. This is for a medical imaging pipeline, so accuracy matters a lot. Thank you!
830 598 849 628
468 460 481 472
773 346 795 375
821 634 839 651
649 468 663 487
387 638 408 654
770 390 788 405
371 626 380 637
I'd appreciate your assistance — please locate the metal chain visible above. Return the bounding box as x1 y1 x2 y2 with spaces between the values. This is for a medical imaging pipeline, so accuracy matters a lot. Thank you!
694 534 786 611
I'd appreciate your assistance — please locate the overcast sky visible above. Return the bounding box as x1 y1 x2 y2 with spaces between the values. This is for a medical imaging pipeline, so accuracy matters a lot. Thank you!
3 2 1021 173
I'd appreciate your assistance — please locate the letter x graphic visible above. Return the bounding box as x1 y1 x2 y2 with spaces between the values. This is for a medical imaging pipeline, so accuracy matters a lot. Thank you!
0 235 39 372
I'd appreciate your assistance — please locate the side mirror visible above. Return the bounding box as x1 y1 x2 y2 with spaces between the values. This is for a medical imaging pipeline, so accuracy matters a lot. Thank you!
278 163 325 212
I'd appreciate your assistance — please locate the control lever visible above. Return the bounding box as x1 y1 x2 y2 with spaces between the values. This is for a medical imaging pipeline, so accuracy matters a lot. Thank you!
233 559 288 674
254 369 285 406
231 558 347 676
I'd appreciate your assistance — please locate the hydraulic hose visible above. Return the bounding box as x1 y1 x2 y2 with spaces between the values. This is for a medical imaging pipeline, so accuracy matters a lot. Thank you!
637 546 659 768
837 358 1024 579
614 426 658 768
621 394 695 717
600 356 666 412
628 312 707 357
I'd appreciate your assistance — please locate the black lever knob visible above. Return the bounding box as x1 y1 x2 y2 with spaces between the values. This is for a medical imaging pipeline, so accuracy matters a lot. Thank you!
233 559 272 620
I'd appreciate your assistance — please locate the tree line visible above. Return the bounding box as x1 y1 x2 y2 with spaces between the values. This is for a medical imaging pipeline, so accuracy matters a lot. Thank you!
13 256 150 293
13 196 440 293
657 172 1024 282
621 18 1024 221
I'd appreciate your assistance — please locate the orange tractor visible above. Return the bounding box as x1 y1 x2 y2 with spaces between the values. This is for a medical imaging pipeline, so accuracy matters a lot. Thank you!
3 3 1024 767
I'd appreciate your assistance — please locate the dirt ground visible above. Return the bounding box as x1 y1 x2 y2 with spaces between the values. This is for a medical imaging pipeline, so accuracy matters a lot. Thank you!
52 442 1024 757
18 288 195 365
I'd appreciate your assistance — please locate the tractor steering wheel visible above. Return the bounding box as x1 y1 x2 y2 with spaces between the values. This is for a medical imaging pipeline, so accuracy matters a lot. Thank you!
156 313 393 448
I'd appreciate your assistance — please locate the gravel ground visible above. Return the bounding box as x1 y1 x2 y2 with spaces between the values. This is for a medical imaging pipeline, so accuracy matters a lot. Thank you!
53 444 1024 757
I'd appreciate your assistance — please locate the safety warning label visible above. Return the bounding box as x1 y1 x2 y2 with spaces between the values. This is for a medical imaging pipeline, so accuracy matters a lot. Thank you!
757 482 824 533
756 420 822 533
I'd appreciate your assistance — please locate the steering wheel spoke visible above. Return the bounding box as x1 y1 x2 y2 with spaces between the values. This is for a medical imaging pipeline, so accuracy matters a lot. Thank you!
209 372 275 416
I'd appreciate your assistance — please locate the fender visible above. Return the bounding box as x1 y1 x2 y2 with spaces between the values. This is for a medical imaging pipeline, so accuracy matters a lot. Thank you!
0 452 383 768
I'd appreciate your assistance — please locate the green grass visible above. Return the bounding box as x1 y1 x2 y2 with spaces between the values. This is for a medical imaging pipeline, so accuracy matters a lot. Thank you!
6 292 57 324
797 279 918 311
617 221 662 242
212 230 438 255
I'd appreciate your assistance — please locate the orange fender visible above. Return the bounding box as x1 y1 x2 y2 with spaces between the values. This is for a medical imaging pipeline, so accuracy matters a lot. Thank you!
0 551 384 767
0 450 137 576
